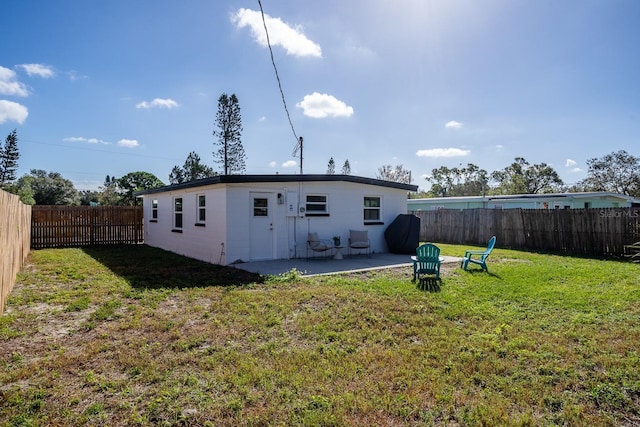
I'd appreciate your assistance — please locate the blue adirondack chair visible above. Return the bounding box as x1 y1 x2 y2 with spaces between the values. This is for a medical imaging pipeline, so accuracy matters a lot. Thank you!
460 236 496 272
412 243 441 280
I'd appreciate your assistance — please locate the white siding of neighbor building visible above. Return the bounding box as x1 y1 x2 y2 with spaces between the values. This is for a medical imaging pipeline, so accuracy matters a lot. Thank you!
142 180 410 265
408 192 639 211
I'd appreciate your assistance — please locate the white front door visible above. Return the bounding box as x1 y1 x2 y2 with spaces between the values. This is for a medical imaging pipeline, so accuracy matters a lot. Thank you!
250 192 275 260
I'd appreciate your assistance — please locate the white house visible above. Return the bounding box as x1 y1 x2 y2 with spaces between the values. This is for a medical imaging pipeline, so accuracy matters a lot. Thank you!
136 174 417 265
408 191 640 211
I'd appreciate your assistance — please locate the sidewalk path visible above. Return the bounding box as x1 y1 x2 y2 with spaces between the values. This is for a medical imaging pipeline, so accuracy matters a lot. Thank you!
232 253 460 277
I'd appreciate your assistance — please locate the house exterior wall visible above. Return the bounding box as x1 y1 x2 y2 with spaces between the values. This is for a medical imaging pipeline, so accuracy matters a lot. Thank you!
141 180 410 265
287 180 410 258
143 185 227 263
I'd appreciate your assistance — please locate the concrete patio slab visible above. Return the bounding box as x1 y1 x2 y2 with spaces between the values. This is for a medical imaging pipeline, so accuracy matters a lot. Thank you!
231 253 460 277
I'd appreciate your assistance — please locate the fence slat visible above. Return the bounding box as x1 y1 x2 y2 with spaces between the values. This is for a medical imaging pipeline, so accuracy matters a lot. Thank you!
0 190 31 314
411 207 640 257
31 206 143 249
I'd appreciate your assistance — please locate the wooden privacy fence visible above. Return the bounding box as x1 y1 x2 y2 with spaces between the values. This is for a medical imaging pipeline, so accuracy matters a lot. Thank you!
411 207 640 257
31 205 143 249
0 190 31 314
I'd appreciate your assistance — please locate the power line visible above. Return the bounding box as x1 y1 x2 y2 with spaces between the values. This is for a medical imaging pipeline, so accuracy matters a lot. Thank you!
257 0 301 147
21 138 182 162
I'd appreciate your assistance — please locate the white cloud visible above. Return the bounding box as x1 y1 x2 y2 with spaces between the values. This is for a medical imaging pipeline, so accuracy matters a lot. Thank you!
67 70 88 81
0 100 29 124
18 64 55 78
445 120 463 129
495 144 504 150
0 66 29 97
570 167 583 173
416 148 471 158
258 116 267 122
136 98 179 109
63 136 110 145
232 8 322 58
118 138 139 148
282 160 297 168
565 159 577 167
269 161 277 168
296 92 354 118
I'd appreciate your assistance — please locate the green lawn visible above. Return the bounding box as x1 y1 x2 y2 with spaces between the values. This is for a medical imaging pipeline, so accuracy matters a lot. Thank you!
1 244 639 426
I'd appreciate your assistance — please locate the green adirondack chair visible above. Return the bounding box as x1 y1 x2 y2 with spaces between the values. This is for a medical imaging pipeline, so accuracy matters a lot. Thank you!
460 236 496 272
412 243 441 280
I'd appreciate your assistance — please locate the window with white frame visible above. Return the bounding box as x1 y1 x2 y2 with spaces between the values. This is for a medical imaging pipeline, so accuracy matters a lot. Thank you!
364 196 381 223
196 194 206 224
173 197 183 230
151 199 158 221
305 194 328 215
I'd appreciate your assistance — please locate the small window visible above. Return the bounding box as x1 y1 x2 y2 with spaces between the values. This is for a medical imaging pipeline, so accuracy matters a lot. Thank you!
253 197 268 217
197 194 206 223
151 199 158 220
306 194 328 215
364 196 381 222
174 197 183 229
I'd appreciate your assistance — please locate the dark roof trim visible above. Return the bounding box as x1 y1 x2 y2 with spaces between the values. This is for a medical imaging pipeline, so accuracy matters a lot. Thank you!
135 174 418 196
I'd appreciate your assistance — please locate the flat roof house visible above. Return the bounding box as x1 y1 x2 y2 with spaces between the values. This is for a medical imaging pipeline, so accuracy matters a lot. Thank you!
408 192 640 211
136 174 417 265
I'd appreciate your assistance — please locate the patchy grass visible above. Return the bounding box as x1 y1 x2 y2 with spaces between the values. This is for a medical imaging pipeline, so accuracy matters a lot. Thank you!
1 244 639 426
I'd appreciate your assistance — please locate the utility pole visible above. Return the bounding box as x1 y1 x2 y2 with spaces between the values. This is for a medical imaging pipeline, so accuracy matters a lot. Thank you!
292 136 303 174
299 136 303 175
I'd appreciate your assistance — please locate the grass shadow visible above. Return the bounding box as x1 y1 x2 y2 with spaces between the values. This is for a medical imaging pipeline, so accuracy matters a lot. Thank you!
81 245 264 289
417 277 441 292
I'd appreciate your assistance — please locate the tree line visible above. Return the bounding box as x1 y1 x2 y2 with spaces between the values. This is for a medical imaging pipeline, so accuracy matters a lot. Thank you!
413 152 640 198
2 91 638 205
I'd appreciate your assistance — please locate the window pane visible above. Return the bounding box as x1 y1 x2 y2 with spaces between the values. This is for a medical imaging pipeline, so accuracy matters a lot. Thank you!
198 195 206 207
307 195 326 203
175 213 183 228
175 198 183 212
364 197 380 207
152 199 158 208
253 198 268 217
364 209 380 221
199 209 206 222
306 204 326 212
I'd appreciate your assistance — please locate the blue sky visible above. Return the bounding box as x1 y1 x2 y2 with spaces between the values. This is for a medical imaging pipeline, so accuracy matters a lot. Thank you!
1 0 638 191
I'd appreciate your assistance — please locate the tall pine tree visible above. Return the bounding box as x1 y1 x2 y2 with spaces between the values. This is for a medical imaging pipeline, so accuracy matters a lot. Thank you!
0 129 20 188
213 93 246 175
327 157 336 174
341 159 351 175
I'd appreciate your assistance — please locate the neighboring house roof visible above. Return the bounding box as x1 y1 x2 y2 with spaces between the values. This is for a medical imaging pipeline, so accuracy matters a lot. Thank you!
408 191 640 205
136 174 418 196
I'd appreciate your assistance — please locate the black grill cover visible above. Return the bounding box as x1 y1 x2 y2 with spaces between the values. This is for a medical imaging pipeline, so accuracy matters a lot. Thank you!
384 214 420 254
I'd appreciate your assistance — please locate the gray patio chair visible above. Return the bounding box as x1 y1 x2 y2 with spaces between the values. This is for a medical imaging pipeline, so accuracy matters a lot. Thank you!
348 229 370 257
307 232 334 260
